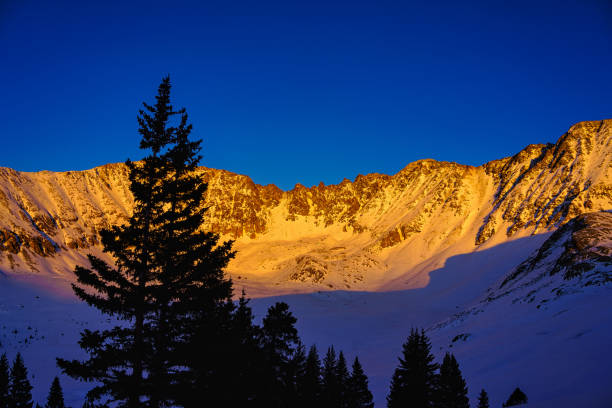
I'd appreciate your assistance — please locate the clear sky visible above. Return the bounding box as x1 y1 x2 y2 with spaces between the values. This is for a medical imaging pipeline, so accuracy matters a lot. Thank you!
1 0 610 190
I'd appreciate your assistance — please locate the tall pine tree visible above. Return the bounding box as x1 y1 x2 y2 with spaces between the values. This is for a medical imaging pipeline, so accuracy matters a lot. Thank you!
477 389 489 408
144 76 236 406
0 353 9 408
45 377 65 408
10 353 33 408
436 352 469 408
57 76 236 407
386 329 438 408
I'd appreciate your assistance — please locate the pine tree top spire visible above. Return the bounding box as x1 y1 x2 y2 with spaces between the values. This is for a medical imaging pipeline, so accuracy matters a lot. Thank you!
45 377 65 408
477 388 490 408
10 353 33 408
387 328 438 408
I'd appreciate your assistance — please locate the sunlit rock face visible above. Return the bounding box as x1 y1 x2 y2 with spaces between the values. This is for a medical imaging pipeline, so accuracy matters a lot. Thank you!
497 211 612 294
0 119 610 295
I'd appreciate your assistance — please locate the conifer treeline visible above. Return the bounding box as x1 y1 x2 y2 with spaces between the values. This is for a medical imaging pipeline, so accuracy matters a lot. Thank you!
387 329 470 408
386 329 528 408
0 352 66 408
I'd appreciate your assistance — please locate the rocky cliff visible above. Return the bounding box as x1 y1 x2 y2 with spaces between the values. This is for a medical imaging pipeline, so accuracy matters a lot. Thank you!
0 119 610 294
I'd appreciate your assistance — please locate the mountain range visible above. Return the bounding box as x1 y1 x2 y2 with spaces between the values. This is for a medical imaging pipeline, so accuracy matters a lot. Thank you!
0 119 610 406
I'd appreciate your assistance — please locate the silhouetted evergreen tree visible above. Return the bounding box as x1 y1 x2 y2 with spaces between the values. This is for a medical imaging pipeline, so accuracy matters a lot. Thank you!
348 357 374 408
223 293 264 405
436 352 469 408
322 346 339 408
502 387 527 407
261 302 300 370
10 353 33 408
147 77 236 407
386 329 438 408
302 345 322 407
45 377 65 408
336 352 350 408
286 344 307 407
477 389 489 408
57 76 236 407
0 353 9 407
257 302 301 407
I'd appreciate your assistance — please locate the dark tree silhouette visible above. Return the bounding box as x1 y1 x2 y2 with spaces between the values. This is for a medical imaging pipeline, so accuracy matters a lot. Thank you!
302 345 323 407
322 346 339 408
10 353 33 408
286 344 307 407
386 329 438 408
348 357 374 408
221 293 264 405
45 377 65 408
0 353 9 407
437 352 469 408
57 76 235 407
258 302 301 407
477 389 489 408
503 387 527 407
336 352 350 408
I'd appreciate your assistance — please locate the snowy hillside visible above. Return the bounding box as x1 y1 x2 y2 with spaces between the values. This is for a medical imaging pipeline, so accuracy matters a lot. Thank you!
2 212 609 406
427 210 612 406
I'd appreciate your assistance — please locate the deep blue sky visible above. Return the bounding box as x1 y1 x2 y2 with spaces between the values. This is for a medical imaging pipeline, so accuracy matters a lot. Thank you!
1 1 610 190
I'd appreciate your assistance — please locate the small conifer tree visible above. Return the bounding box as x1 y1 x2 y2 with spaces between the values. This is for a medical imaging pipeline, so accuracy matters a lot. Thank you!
503 387 527 406
336 352 350 407
322 346 339 408
348 357 374 408
258 302 301 406
286 344 307 406
0 353 10 407
302 345 322 406
477 389 489 408
437 352 469 408
386 329 438 408
10 353 33 408
45 377 65 408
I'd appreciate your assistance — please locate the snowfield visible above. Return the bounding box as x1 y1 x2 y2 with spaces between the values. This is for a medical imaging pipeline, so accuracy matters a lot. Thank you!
2 222 610 406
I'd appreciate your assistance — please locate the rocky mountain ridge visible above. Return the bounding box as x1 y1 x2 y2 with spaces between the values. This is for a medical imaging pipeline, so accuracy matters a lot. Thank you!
0 119 610 294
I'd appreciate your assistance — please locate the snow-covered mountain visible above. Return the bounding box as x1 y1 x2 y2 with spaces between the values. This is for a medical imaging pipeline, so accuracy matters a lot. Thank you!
1 119 611 296
427 210 612 406
0 119 611 406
